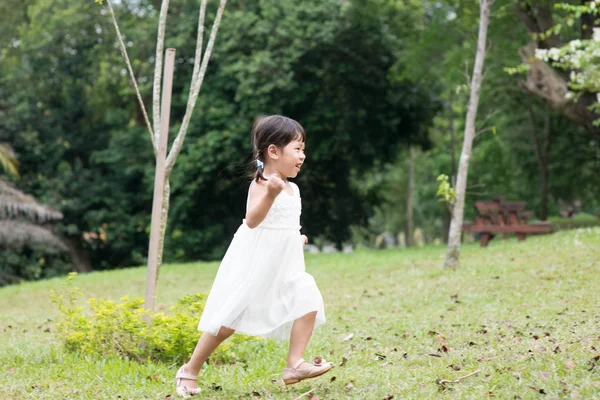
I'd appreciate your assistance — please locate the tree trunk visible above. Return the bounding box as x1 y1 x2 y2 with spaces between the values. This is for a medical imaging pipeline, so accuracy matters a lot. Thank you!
514 1 600 140
444 93 457 244
448 92 456 187
65 237 93 273
405 147 416 247
526 98 552 221
157 180 170 271
539 107 551 221
444 0 492 269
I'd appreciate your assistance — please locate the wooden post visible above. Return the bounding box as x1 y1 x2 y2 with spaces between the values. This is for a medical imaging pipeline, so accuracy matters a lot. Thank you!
145 48 176 318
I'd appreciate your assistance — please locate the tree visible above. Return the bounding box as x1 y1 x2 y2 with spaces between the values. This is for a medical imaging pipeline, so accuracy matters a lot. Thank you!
444 0 493 269
515 0 600 140
0 144 66 253
100 0 228 311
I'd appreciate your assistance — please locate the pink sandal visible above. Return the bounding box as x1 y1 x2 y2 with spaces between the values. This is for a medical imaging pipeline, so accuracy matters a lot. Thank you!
282 357 334 385
175 365 201 398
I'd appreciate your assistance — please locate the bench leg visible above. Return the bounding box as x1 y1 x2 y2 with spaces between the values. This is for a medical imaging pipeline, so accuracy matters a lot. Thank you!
480 233 491 247
516 233 526 241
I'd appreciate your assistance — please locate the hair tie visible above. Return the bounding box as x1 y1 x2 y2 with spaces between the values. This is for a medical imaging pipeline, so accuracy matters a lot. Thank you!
256 160 264 169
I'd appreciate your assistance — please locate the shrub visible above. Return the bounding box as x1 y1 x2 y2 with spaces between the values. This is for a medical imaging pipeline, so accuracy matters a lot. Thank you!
50 273 261 364
548 213 600 232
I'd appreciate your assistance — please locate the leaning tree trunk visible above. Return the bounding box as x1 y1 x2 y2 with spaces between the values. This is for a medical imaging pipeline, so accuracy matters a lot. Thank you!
514 1 600 140
444 0 492 269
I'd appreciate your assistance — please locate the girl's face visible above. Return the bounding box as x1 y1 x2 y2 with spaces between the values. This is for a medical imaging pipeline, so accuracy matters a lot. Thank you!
271 138 305 178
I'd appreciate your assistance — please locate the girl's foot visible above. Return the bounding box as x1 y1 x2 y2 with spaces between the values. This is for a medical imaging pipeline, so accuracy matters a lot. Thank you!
175 364 201 398
282 357 333 385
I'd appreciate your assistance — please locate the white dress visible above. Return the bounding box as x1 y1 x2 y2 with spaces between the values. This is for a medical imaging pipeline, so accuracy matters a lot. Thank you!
197 181 326 340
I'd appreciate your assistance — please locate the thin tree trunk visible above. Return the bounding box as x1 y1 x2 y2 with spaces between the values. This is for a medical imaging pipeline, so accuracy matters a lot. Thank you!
145 49 175 316
157 180 170 270
65 237 93 273
443 93 457 243
449 92 457 187
444 0 492 269
406 147 416 247
540 107 551 220
526 99 552 221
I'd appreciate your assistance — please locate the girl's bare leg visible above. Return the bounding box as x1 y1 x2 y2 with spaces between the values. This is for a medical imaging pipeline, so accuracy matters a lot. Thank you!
179 326 235 390
286 311 317 368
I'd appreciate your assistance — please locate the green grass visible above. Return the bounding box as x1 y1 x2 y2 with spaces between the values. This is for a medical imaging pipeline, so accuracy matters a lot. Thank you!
1 229 600 399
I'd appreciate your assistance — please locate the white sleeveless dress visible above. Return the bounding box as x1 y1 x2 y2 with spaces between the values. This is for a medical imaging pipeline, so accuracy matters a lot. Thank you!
197 182 326 340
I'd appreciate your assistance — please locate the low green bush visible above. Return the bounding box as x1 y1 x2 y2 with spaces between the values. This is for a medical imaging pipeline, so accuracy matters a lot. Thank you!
548 213 600 231
50 272 261 365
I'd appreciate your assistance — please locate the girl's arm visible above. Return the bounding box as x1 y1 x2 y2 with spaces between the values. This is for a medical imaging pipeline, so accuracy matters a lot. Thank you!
245 177 285 229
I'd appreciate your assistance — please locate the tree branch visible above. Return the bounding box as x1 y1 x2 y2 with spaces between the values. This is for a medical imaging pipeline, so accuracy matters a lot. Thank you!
166 0 228 177
475 126 494 137
153 0 171 145
518 43 600 140
105 0 156 154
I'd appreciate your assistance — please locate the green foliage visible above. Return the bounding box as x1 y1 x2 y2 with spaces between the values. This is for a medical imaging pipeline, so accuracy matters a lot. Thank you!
0 0 436 278
435 174 456 208
50 273 260 364
549 212 600 231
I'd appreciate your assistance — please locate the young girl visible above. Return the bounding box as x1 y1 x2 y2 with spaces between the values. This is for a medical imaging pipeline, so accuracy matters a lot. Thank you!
175 115 332 397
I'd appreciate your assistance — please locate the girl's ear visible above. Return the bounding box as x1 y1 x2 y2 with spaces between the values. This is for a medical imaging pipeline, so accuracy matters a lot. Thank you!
267 144 280 160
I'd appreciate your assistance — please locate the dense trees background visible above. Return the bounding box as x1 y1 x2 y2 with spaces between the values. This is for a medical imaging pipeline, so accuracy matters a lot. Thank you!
1 0 598 285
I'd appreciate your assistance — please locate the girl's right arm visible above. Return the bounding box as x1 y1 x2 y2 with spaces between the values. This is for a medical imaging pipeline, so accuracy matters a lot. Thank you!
245 178 285 229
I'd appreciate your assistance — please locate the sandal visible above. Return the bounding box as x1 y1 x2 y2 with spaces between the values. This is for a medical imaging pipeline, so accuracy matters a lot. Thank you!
175 365 201 398
282 357 333 385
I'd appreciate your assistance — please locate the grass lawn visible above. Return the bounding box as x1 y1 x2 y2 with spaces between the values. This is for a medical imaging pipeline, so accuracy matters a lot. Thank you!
1 228 599 399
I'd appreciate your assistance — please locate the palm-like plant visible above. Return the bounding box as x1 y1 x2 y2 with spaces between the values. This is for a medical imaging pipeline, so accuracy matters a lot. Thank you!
0 143 66 251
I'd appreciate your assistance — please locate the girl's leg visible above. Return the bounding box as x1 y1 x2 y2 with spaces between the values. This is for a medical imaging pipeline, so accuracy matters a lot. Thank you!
286 311 317 368
179 326 235 390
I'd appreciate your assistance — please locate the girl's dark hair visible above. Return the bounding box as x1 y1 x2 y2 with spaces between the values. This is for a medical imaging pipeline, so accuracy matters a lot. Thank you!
251 115 306 182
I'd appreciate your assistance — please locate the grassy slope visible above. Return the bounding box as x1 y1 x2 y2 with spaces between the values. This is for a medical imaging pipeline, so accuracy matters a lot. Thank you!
1 229 599 399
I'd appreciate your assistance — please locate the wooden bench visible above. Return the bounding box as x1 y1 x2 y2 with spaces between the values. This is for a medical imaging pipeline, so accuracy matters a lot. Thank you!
462 198 551 247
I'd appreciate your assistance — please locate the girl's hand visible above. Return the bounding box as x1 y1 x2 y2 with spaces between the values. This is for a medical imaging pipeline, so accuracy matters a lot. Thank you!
266 176 286 197
301 235 308 246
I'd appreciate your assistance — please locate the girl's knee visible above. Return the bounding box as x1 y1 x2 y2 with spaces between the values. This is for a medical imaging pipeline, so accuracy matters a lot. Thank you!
218 326 235 338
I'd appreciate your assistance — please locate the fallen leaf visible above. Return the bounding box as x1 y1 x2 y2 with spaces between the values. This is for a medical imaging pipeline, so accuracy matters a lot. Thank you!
8 368 14 373
147 375 162 382
330 376 336 382
384 395 394 400
345 381 354 390
554 346 561 353
340 357 348 367
566 360 575 369
540 372 551 380
440 343 452 353
375 352 386 360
